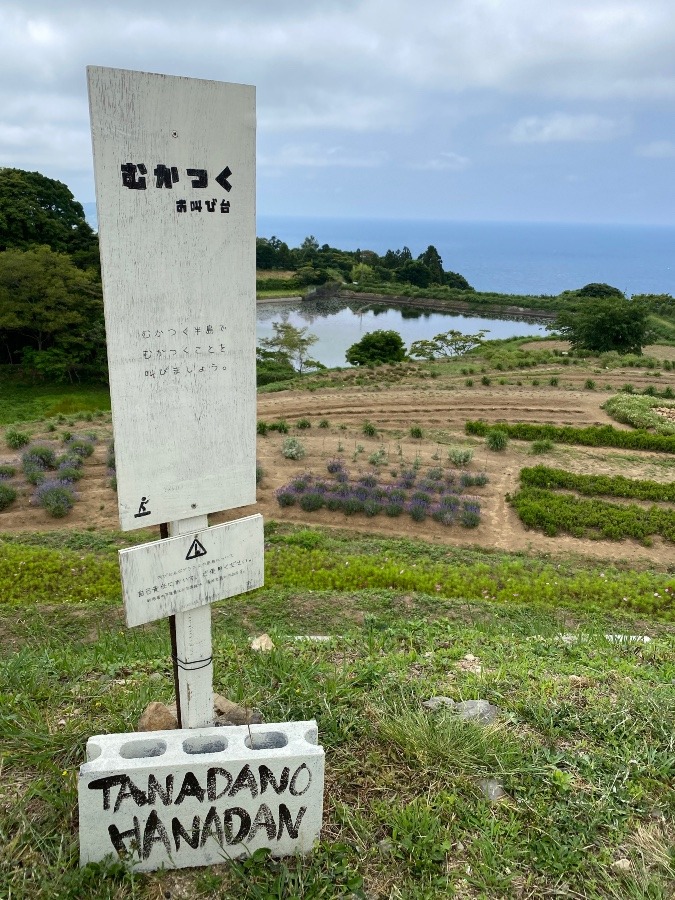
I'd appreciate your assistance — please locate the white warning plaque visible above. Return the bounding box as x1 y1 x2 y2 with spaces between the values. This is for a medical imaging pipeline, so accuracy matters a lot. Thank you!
119 515 264 627
87 67 256 530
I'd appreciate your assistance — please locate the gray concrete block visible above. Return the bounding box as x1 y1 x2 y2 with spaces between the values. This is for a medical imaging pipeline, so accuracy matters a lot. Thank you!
78 721 323 871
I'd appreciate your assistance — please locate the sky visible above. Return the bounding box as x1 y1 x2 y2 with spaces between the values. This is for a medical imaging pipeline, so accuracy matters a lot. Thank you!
2 0 675 226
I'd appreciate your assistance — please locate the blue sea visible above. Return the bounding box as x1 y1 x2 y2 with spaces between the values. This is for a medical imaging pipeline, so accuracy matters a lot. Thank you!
257 215 675 297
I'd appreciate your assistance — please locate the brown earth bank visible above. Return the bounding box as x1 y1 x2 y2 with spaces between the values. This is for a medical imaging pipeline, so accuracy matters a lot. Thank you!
2 350 674 572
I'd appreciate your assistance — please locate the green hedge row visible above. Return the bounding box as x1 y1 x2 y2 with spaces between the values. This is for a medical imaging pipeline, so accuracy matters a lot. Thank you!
509 487 675 543
466 420 675 453
520 465 675 502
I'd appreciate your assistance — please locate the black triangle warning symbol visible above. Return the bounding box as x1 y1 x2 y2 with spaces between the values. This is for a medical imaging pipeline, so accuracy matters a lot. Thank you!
186 538 207 560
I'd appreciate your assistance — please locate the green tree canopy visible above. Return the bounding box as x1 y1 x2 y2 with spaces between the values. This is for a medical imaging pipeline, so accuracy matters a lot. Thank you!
576 283 625 299
549 296 651 355
0 246 106 379
409 329 487 360
0 168 97 261
346 329 406 366
258 321 320 373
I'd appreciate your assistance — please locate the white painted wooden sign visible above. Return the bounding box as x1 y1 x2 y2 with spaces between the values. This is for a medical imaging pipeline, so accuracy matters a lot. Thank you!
87 67 256 530
119 515 264 627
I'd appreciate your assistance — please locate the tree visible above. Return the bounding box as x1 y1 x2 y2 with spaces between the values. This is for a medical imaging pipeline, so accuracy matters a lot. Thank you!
396 259 431 288
0 168 97 260
258 321 319 373
549 296 651 355
418 245 444 283
576 283 624 299
346 330 406 366
349 263 377 285
0 246 106 379
409 329 487 360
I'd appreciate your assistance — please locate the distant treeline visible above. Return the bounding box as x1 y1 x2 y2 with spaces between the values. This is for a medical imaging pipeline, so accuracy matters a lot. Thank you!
1 165 674 385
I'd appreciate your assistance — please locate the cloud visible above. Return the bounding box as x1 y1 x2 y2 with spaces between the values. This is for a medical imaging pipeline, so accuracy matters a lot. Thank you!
508 113 628 143
412 152 470 171
259 143 388 169
636 140 675 158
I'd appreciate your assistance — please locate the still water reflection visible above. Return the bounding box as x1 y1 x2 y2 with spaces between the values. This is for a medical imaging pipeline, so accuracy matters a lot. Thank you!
256 297 548 368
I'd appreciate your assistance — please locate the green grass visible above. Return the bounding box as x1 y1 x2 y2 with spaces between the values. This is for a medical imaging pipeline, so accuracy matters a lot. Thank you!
0 530 673 898
0 368 110 424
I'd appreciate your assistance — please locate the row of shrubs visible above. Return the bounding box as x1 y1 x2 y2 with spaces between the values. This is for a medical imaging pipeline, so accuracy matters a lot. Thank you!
275 461 487 527
520 465 675 502
508 486 675 543
466 420 675 453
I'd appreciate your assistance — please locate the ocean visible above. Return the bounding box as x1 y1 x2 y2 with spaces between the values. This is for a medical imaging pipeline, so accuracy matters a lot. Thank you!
257 215 675 298
82 201 674 297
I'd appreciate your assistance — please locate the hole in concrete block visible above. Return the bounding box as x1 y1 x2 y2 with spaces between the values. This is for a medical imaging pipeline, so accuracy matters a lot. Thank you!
119 739 167 759
245 731 288 750
86 742 102 762
304 726 318 746
183 736 227 755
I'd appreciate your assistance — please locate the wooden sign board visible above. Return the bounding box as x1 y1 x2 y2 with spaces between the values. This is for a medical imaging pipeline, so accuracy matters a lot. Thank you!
119 514 263 627
87 67 256 530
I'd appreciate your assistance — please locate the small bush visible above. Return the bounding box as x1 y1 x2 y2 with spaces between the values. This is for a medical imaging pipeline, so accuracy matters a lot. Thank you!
270 420 289 434
326 459 344 474
67 437 95 458
460 501 481 528
427 467 443 481
485 428 509 452
481 375 491 386
296 418 311 429
257 420 269 435
0 464 16 479
410 426 423 439
256 463 264 485
34 480 76 518
465 379 474 387
299 492 324 511
318 419 330 429
368 449 387 466
448 448 473 467
363 499 383 517
276 489 296 507
549 377 559 386
362 421 377 437
460 472 489 487
385 501 404 517
531 439 554 454
6 428 30 450
584 379 596 390
282 437 306 460
22 444 57 469
409 501 428 522
57 464 83 483
0 483 17 510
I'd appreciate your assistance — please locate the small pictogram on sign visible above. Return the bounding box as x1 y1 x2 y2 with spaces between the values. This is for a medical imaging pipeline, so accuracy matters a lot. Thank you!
186 538 207 560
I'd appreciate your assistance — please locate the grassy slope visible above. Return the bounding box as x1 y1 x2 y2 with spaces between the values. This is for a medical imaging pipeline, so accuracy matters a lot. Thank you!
0 526 674 899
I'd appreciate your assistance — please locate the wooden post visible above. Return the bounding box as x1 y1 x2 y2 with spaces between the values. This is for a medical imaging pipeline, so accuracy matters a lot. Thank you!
168 515 213 728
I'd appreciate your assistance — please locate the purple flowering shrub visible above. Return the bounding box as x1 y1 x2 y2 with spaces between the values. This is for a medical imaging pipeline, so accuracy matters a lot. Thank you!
276 464 486 528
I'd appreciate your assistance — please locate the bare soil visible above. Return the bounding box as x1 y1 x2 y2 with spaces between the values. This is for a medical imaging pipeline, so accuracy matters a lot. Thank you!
2 351 674 570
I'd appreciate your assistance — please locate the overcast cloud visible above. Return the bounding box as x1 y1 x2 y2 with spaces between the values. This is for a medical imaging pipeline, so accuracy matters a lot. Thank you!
1 0 674 224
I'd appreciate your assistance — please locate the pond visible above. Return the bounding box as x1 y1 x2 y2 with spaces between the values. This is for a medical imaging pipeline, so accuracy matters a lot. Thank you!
256 297 548 368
